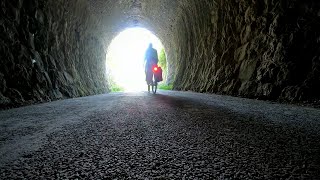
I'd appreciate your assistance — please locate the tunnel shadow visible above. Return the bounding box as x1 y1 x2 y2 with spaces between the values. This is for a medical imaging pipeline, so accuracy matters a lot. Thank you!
147 92 247 114
145 92 320 178
146 93 206 109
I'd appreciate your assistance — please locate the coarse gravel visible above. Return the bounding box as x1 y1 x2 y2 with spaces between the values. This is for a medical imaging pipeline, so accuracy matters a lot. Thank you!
0 91 320 179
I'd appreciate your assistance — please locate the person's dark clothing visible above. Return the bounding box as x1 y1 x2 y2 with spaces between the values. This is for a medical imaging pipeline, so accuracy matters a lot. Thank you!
144 47 158 66
144 47 158 84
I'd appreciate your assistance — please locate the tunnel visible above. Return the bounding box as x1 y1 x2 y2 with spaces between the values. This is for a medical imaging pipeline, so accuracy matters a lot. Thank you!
1 0 320 108
1 1 320 178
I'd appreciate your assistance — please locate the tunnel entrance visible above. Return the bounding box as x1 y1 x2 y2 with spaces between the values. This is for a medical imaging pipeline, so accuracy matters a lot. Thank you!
106 28 164 92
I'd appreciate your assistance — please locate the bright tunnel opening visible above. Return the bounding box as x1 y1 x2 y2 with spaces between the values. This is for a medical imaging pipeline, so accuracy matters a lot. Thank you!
106 28 163 92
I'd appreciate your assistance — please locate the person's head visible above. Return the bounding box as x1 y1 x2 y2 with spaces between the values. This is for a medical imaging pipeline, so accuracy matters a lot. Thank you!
148 43 153 49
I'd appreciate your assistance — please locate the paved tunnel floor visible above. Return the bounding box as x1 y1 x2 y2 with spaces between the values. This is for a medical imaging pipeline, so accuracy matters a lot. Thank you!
0 91 320 179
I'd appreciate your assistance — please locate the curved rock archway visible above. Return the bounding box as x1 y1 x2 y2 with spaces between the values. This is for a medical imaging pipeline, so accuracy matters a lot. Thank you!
88 0 180 84
1 0 319 108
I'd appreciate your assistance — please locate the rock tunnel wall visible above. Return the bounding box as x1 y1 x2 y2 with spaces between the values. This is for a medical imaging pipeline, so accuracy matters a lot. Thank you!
1 0 320 108
0 0 108 108
171 0 320 102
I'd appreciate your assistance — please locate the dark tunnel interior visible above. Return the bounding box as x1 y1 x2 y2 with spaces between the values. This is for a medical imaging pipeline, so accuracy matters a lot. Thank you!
0 0 320 108
1 1 320 179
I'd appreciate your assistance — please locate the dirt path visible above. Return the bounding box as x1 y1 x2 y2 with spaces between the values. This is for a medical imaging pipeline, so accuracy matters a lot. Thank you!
1 91 320 179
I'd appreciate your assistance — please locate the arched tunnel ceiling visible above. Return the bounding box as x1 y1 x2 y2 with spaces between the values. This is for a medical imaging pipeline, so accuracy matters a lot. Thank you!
87 0 179 47
0 0 319 109
87 0 320 103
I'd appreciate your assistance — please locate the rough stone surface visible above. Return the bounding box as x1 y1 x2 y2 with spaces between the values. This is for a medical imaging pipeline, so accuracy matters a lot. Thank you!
0 0 109 109
87 0 320 103
170 1 320 103
1 0 320 108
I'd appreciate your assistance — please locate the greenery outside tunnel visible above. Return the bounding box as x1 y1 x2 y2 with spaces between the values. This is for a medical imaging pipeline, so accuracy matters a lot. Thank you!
0 0 319 108
105 27 167 92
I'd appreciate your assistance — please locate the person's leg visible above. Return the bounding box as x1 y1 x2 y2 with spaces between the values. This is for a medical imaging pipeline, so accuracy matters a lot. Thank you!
146 68 152 85
146 70 152 92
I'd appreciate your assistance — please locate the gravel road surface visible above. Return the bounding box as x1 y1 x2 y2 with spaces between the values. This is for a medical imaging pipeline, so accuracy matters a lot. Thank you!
0 91 320 179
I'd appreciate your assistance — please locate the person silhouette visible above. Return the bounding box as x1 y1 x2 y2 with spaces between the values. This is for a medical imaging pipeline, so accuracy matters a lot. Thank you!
144 43 158 87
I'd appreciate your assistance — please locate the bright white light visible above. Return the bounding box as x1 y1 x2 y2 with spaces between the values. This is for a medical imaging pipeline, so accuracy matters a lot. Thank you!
106 28 163 92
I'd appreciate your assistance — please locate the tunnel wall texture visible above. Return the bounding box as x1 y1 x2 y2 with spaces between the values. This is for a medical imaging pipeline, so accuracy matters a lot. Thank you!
0 0 108 108
171 0 320 102
1 0 320 108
